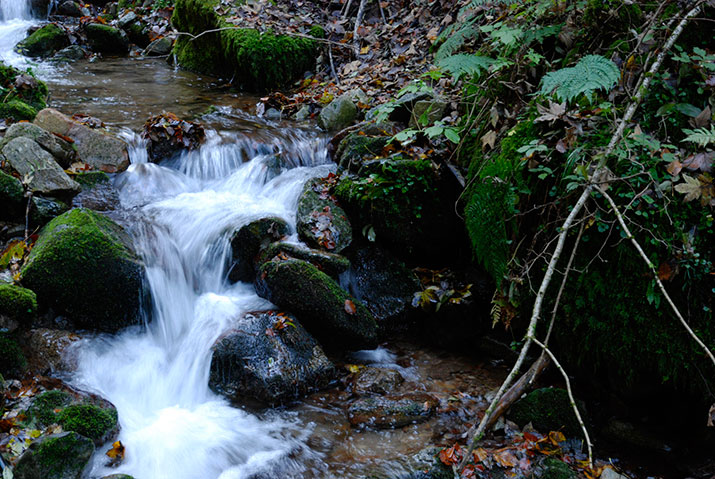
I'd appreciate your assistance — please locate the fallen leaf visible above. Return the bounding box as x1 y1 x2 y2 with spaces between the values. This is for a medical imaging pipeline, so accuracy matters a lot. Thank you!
473 447 488 462
106 440 125 463
344 299 357 315
481 130 497 150
493 448 518 467
438 443 462 466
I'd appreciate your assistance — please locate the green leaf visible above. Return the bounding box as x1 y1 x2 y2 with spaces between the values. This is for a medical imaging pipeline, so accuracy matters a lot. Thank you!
682 126 715 147
538 55 620 103
437 54 496 80
444 128 461 144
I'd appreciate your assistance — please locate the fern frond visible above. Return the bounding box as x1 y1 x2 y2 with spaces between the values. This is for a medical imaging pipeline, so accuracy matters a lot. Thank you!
438 54 496 80
538 55 620 103
435 22 480 61
682 126 715 147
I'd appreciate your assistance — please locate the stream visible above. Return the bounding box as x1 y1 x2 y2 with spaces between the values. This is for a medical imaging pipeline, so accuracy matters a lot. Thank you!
0 3 511 479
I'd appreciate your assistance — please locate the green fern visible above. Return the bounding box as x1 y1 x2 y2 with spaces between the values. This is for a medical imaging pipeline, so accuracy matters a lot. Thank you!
682 126 715 147
538 55 620 103
435 22 480 61
438 54 496 80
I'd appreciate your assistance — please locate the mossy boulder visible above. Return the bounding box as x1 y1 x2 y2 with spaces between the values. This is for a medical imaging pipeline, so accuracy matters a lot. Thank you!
209 310 335 405
15 24 70 58
0 62 48 122
27 390 73 425
0 333 27 378
297 178 352 254
171 0 317 91
228 217 290 283
21 208 144 332
0 284 38 331
0 99 38 121
257 242 350 278
539 458 578 479
507 387 585 438
256 258 378 349
84 23 130 55
335 132 391 172
0 169 25 222
13 431 94 479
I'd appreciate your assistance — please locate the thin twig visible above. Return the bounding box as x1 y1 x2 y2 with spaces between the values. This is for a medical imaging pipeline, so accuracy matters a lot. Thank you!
353 0 368 55
329 46 341 85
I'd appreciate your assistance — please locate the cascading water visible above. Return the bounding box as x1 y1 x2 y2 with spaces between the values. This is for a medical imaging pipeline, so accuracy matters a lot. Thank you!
0 0 37 69
0 0 32 22
70 126 333 479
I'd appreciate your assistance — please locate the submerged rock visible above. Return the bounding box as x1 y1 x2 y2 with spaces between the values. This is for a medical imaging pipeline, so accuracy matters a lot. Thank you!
21 208 144 332
228 217 290 283
347 393 438 429
34 108 130 173
85 23 130 55
209 311 334 405
0 284 38 333
296 177 352 253
13 431 94 479
15 23 69 58
256 258 377 349
350 366 404 395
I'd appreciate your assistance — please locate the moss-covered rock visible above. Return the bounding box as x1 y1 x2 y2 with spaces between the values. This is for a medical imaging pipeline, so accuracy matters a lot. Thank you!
30 196 70 228
27 390 73 426
297 178 352 253
13 431 94 479
0 62 49 120
0 284 38 330
507 387 585 438
256 258 378 349
0 169 25 222
257 242 350 278
15 24 70 58
228 217 290 283
84 23 130 55
57 403 118 445
0 333 27 378
171 0 317 91
21 208 144 332
335 132 391 172
73 171 110 188
539 458 578 479
0 99 38 121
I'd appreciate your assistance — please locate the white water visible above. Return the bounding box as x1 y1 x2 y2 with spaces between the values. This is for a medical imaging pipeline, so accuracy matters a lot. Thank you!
71 130 333 479
0 0 32 22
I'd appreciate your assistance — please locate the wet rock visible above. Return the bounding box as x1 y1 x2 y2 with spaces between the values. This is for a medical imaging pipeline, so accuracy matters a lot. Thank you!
350 366 404 395
209 311 335 405
256 258 378 349
85 23 130 55
335 132 390 172
396 447 452 479
1 137 80 197
346 246 420 325
507 387 585 438
600 466 630 479
1 122 78 168
228 217 290 283
52 45 86 63
408 99 448 128
13 432 94 479
142 112 206 162
0 334 27 378
0 284 38 333
57 0 82 16
30 196 70 228
30 0 52 17
71 172 120 212
144 36 174 56
0 169 25 222
117 11 138 29
347 393 438 429
296 178 352 253
318 95 358 131
24 328 82 374
34 108 130 173
21 208 144 332
257 242 350 278
15 23 69 58
102 475 136 479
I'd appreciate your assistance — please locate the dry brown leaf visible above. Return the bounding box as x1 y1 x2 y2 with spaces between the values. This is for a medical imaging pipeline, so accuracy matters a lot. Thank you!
481 130 497 151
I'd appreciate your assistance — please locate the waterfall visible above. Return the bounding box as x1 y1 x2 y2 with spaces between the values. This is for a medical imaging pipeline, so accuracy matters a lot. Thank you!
71 127 332 479
0 0 32 21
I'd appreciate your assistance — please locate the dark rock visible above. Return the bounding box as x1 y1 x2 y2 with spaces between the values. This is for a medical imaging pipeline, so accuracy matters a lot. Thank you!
142 113 206 163
395 447 453 479
34 108 130 173
350 367 404 395
52 45 86 63
0 169 25 222
30 196 70 228
256 242 350 278
24 328 82 374
1 137 80 197
507 387 585 438
13 432 94 479
347 393 438 429
30 0 52 17
84 23 130 55
228 217 290 283
21 208 144 332
407 100 448 128
602 418 670 453
209 311 334 405
256 259 378 349
346 245 420 325
0 284 38 332
335 132 390 172
296 178 352 253
318 95 358 131
144 36 174 56
15 24 69 58
116 11 138 29
0 333 27 378
1 123 78 168
71 173 120 212
121 17 151 48
366 91 433 124
57 1 82 16
538 458 578 479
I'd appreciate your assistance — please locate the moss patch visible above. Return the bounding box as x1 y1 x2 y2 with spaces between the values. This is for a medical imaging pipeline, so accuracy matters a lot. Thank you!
14 431 94 479
0 334 27 378
0 61 48 122
0 284 38 325
58 404 118 443
15 23 69 58
508 388 584 438
27 390 73 426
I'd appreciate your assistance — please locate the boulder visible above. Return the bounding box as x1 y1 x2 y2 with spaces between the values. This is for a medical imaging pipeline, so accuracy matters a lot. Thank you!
350 366 404 395
335 132 390 172
30 196 70 228
257 242 350 278
144 36 174 56
13 432 94 479
15 24 69 58
347 393 438 429
84 24 130 55
71 172 120 212
318 95 358 131
34 108 130 173
0 333 27 378
21 208 144 332
507 387 585 438
0 63 48 121
25 328 82 374
408 99 448 128
52 45 86 63
255 258 378 349
0 284 38 333
347 246 420 325
296 178 352 253
0 169 25 222
1 137 80 197
228 217 290 283
1 122 78 168
209 311 334 405
57 1 83 16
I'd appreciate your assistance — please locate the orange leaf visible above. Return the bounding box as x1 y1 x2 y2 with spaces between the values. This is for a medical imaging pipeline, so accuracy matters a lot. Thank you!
106 440 125 462
438 443 462 466
473 447 488 462
493 448 518 468
344 299 357 315
548 431 566 445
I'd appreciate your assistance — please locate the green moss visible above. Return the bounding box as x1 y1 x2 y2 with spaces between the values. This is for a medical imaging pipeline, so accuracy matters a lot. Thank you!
508 388 584 438
58 404 118 443
28 390 72 426
14 23 69 58
541 458 577 479
309 25 325 39
0 170 25 221
0 61 48 122
0 99 38 121
0 284 38 325
171 0 317 90
335 133 390 171
28 432 94 478
0 334 27 378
